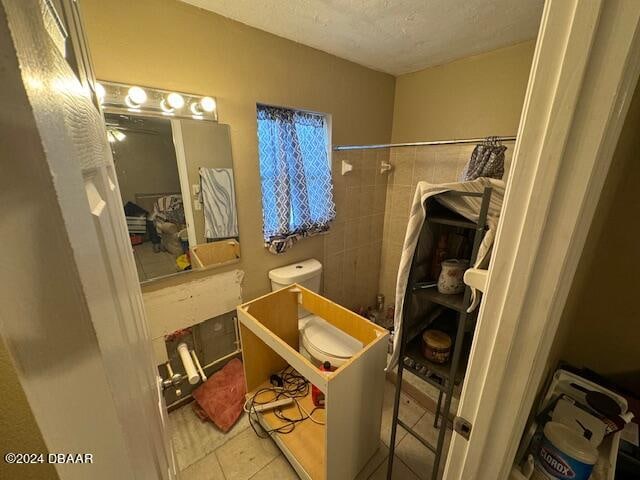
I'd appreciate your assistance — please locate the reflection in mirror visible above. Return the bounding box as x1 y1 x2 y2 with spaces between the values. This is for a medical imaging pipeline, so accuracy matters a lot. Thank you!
105 112 239 283
174 120 240 270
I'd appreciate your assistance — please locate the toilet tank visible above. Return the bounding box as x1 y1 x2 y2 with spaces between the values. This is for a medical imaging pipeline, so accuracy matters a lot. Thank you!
268 259 322 293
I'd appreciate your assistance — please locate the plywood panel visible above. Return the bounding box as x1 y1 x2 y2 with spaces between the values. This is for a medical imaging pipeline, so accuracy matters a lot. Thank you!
251 382 326 480
191 239 240 269
241 287 299 349
238 321 288 393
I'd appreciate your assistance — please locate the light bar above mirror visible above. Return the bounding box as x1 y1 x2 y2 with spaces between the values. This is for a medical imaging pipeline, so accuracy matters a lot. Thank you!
96 81 218 122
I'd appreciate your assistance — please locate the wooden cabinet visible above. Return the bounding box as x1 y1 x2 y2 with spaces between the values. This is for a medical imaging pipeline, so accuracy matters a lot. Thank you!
237 285 389 480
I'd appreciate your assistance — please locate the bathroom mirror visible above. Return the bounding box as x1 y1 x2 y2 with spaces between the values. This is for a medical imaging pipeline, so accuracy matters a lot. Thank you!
105 112 240 283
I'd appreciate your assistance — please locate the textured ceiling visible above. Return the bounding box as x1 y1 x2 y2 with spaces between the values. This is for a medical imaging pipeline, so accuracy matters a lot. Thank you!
180 0 544 75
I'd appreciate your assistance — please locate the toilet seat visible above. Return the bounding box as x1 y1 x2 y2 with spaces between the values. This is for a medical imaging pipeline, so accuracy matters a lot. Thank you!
299 315 363 367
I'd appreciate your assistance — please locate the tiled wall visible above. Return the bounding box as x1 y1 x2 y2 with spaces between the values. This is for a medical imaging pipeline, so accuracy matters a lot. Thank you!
323 148 390 310
378 141 515 303
323 141 515 312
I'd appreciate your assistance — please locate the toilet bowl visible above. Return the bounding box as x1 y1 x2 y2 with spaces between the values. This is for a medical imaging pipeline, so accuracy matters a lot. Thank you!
298 315 362 367
268 259 362 367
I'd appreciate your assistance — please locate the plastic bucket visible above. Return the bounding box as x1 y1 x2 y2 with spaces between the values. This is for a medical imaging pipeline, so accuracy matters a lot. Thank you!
532 422 598 480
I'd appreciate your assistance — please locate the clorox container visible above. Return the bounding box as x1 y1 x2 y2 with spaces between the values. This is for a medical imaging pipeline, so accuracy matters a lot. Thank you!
532 422 599 480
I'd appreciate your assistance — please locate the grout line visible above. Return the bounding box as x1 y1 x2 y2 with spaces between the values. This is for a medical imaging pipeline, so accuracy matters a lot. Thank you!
368 451 423 480
395 411 448 480
411 410 428 430
398 455 427 480
360 447 389 480
246 454 281 480
383 423 407 448
212 451 227 480
212 424 251 479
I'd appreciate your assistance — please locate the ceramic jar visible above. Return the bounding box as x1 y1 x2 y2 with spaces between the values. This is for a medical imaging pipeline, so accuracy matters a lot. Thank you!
437 259 469 294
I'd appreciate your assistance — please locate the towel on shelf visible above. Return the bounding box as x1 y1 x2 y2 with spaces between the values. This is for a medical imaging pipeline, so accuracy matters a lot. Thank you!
199 167 238 240
387 177 505 371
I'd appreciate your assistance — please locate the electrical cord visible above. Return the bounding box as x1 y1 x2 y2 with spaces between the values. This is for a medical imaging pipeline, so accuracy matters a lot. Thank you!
244 366 325 438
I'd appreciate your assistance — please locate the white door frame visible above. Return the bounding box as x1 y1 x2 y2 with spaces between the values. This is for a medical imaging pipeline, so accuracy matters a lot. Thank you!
445 0 640 478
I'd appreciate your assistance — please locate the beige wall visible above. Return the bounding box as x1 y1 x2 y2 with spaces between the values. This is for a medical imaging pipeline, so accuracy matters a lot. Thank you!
391 41 535 143
0 340 57 480
553 78 640 396
81 0 395 301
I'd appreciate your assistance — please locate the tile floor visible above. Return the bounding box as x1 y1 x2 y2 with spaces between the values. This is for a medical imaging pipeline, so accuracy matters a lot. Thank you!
172 381 451 480
133 241 179 281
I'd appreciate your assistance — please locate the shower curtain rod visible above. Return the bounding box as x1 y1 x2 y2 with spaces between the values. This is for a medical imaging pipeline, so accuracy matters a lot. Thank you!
333 135 517 151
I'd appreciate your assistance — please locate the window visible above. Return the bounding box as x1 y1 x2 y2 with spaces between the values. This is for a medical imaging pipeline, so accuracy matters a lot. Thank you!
257 104 335 254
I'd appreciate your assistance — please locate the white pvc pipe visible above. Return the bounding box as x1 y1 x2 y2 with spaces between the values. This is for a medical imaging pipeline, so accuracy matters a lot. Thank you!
190 349 207 382
177 343 199 385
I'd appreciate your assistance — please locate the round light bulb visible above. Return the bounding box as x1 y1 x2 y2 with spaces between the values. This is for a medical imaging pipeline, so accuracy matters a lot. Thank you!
200 96 216 112
167 92 185 109
95 83 105 104
127 86 147 105
160 99 174 114
190 102 203 115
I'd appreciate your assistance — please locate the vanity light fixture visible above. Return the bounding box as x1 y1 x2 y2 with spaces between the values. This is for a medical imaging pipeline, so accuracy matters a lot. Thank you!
190 100 205 119
99 81 217 121
160 92 185 115
190 96 216 116
167 92 185 109
160 99 175 114
190 101 203 116
125 86 147 109
200 96 216 112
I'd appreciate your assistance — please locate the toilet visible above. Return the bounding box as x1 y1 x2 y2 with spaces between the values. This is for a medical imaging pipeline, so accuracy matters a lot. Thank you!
268 259 362 367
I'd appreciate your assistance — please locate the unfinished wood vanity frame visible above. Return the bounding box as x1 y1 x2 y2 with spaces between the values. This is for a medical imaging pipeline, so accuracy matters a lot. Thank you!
237 285 389 480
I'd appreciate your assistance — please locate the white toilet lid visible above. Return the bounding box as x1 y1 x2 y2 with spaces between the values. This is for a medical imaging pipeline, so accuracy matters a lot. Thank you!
301 315 363 359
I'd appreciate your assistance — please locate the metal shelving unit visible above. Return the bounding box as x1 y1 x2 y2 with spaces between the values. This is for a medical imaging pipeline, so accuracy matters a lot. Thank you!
387 187 492 480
